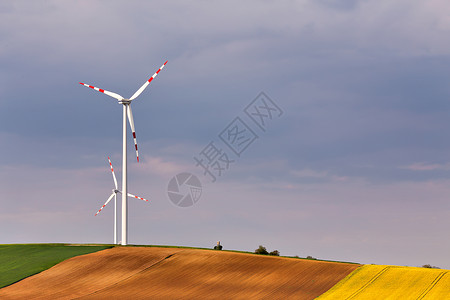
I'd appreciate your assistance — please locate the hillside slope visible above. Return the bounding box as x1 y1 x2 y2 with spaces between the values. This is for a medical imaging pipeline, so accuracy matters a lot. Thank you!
0 246 359 299
318 264 450 299
0 244 112 289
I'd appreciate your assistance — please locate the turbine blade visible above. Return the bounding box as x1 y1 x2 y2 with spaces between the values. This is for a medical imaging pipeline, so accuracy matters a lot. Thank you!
127 105 139 162
127 193 149 202
129 61 168 100
108 156 118 190
79 82 124 101
95 193 115 216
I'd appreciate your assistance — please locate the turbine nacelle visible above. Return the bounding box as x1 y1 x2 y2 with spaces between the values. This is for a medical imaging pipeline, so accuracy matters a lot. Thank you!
118 99 131 105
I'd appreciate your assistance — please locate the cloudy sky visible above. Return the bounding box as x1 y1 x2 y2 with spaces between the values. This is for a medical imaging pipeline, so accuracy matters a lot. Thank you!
1 0 450 269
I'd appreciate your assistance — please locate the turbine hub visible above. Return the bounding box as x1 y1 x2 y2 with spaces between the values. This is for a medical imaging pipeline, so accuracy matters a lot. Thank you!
119 99 131 105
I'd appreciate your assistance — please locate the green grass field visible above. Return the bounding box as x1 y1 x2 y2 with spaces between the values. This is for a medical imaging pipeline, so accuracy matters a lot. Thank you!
0 244 112 288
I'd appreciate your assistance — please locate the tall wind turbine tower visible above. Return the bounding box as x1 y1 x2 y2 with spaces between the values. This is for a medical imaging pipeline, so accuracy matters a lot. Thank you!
80 61 167 245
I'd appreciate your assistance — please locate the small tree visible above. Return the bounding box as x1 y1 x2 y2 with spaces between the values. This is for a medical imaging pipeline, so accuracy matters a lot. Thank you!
306 255 316 260
254 245 269 255
269 250 280 256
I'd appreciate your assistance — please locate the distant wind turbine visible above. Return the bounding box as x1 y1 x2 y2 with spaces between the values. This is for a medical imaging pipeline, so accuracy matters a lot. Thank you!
80 61 167 245
95 157 148 244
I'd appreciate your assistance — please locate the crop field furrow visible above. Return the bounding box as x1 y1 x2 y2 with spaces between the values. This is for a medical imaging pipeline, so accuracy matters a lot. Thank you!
0 244 112 289
318 265 450 299
78 251 184 299
0 247 181 300
346 266 389 299
0 246 359 299
2 245 449 299
416 271 448 300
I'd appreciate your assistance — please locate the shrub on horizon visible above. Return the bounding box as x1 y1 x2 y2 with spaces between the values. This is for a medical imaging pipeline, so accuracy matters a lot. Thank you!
254 245 269 255
269 250 280 256
422 264 440 269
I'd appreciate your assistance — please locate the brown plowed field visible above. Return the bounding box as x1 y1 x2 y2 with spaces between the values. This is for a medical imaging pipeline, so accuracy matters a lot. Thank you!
0 247 360 299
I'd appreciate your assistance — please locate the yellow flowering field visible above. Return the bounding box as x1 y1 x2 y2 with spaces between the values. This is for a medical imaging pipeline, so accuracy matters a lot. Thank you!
318 264 449 299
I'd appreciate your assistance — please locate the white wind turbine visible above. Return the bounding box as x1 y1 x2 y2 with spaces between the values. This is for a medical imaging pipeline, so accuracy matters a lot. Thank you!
95 157 148 244
80 61 167 245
